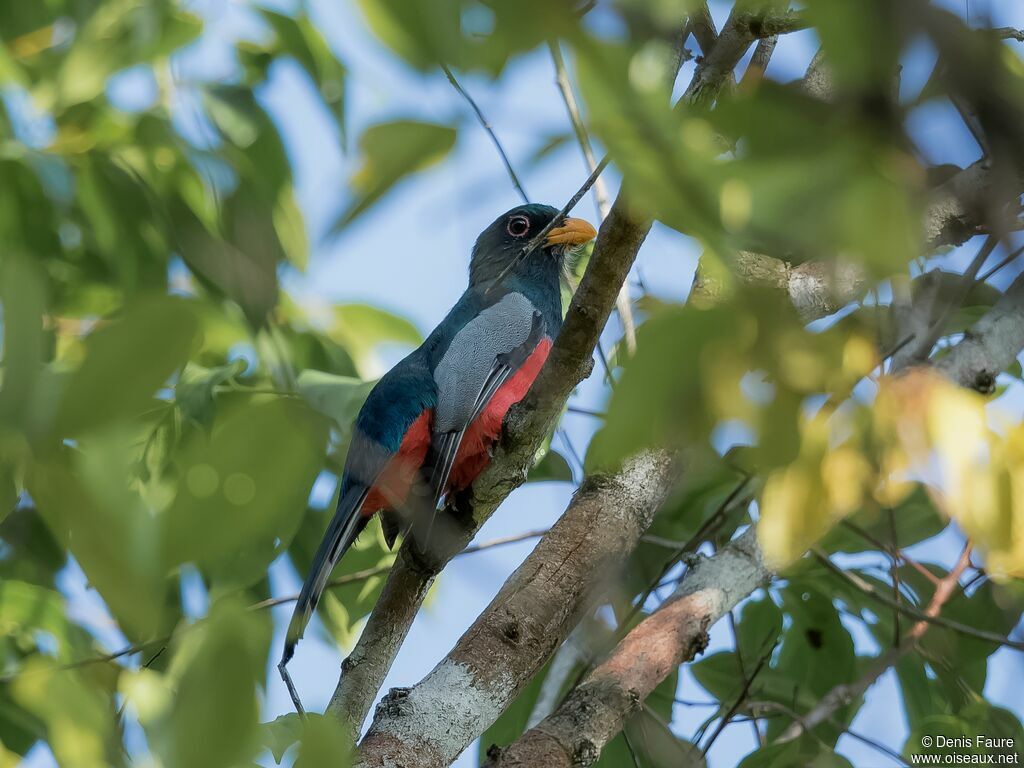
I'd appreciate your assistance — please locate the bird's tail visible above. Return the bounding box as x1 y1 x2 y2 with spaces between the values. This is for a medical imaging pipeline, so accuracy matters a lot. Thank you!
282 485 369 666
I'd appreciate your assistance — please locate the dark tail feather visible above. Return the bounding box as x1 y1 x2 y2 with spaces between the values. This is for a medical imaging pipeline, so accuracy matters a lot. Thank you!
282 485 369 664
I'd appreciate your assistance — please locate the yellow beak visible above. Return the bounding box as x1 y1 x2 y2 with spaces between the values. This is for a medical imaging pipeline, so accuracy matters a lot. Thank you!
545 217 597 247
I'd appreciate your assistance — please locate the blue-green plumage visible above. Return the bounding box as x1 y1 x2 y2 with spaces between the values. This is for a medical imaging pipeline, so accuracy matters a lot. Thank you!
279 204 596 700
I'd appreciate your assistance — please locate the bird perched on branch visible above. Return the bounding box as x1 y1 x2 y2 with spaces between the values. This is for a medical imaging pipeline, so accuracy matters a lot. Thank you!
279 204 597 711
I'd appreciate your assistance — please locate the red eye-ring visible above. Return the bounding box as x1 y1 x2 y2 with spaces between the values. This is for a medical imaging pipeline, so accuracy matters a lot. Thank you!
506 215 530 238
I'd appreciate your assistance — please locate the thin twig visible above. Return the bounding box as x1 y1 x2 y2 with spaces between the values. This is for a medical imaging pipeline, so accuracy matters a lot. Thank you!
994 27 1024 42
566 404 606 419
548 40 637 357
811 549 1024 652
979 242 1024 282
749 700 910 767
840 519 942 586
701 627 773 754
16 528 551 683
441 63 529 204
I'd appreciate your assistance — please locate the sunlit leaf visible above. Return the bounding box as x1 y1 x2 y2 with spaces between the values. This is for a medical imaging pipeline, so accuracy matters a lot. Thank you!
331 120 456 232
28 440 166 640
12 660 122 768
53 295 199 438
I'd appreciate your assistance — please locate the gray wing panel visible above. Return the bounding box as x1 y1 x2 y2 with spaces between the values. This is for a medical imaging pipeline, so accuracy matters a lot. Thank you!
433 292 536 433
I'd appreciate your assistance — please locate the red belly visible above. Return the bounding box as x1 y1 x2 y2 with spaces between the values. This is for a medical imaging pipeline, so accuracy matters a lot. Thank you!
361 409 432 516
447 337 552 493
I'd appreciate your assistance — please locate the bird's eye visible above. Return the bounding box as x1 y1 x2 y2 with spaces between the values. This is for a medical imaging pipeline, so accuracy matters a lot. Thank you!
506 215 530 238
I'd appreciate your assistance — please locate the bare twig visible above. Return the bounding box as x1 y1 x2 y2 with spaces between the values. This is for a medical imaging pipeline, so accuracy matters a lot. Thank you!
548 40 637 357
979 242 1024 282
441 63 529 204
700 632 774 754
19 528 552 684
811 549 1024 652
994 27 1024 42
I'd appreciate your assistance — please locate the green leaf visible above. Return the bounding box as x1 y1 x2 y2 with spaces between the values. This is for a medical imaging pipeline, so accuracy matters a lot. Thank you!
0 581 97 666
51 1 201 109
767 587 857 743
332 120 456 231
258 10 346 133
159 399 328 587
158 600 270 768
895 653 942 732
736 594 783 661
0 255 46 432
739 742 853 768
28 439 166 640
173 190 283 328
330 303 422 376
0 506 65 587
819 487 947 554
12 660 123 768
175 360 247 427
293 714 354 768
54 295 200 438
261 713 304 764
297 370 375 431
802 0 903 92
74 156 171 295
0 467 15 526
355 0 463 71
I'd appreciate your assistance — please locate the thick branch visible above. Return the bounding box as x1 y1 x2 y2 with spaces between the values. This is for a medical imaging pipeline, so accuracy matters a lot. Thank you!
356 451 676 768
327 195 651 735
926 159 1024 248
486 526 769 768
690 252 867 321
936 270 1024 392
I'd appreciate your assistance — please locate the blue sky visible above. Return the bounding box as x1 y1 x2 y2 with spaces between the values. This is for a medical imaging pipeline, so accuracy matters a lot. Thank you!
24 0 1024 766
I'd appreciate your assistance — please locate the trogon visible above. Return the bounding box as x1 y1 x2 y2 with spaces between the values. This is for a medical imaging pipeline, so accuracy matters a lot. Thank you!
280 203 597 677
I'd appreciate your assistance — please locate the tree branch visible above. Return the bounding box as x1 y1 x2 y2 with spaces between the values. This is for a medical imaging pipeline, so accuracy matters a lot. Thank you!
356 451 676 768
485 526 769 768
326 193 652 736
935 269 1024 392
690 252 868 321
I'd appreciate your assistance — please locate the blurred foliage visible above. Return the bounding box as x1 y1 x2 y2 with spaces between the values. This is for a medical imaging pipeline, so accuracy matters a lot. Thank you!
1 0 1023 767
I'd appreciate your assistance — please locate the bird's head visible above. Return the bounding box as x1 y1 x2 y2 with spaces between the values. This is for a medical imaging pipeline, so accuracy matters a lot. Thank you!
469 203 597 288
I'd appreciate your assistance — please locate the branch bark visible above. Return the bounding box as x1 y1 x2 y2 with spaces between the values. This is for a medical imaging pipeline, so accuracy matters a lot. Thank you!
485 526 769 768
356 451 676 768
690 252 867 322
327 195 651 736
936 270 1024 392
